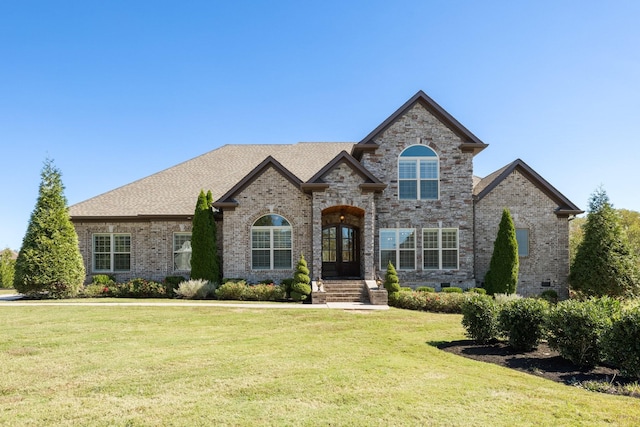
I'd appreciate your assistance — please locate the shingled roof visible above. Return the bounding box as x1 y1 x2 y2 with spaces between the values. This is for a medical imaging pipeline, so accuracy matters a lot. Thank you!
69 142 355 219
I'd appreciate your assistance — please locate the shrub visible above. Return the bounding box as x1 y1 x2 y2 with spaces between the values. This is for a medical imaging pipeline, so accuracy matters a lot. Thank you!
290 281 311 302
390 291 467 314
602 306 640 378
174 279 217 299
467 288 486 295
416 286 435 293
116 278 167 298
400 286 413 292
92 274 115 286
498 298 549 352
280 278 295 298
442 287 463 293
546 297 619 368
540 289 559 304
216 281 248 300
494 293 522 305
164 275 186 297
293 254 311 286
461 295 500 343
80 283 111 298
244 283 286 301
384 261 400 299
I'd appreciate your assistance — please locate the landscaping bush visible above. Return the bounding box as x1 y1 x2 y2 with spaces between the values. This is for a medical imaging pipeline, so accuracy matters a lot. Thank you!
498 298 549 351
467 288 486 295
174 279 217 299
80 283 111 298
92 274 115 286
390 290 467 314
546 297 619 368
244 283 285 301
116 278 167 298
602 306 640 379
461 294 500 343
164 275 186 297
280 278 295 298
290 281 311 302
400 286 413 292
383 261 400 299
539 289 558 304
416 286 435 293
216 281 248 300
493 293 521 305
441 287 463 293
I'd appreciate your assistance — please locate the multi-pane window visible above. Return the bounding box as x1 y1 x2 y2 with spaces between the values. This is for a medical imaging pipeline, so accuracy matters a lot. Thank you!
398 145 439 200
380 229 416 270
423 228 459 270
173 233 192 271
93 233 131 272
515 229 529 257
251 214 292 270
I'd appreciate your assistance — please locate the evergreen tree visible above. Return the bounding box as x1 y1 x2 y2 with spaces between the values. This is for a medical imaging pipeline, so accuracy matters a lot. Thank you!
0 249 16 288
206 190 220 283
14 159 85 297
291 253 311 301
383 260 401 298
569 188 640 297
484 208 519 295
190 190 217 282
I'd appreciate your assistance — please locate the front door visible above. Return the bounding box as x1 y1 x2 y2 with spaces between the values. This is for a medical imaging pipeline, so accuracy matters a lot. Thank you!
322 224 360 278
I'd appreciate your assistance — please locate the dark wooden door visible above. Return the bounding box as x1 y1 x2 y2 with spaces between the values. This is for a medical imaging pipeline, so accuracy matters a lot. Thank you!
322 225 360 278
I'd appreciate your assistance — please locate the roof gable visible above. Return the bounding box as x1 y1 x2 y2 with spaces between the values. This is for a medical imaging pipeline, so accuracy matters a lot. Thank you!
301 151 386 193
474 159 583 216
213 156 303 209
353 90 488 157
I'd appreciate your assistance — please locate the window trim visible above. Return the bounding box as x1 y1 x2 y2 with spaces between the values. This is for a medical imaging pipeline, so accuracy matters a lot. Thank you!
380 228 416 271
422 227 459 270
398 145 439 201
251 214 292 270
92 233 131 273
173 232 192 272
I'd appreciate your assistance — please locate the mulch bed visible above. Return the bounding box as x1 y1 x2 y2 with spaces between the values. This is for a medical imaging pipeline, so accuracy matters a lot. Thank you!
437 339 636 390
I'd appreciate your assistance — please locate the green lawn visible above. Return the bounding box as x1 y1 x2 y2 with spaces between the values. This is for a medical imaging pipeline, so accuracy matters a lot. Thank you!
1 305 639 426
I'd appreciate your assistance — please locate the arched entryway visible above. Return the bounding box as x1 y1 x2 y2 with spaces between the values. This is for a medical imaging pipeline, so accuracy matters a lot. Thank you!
321 206 364 279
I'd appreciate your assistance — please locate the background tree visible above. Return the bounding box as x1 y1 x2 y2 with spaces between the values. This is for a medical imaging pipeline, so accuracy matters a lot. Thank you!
14 159 85 297
569 187 640 297
190 190 217 282
484 208 519 295
0 248 16 288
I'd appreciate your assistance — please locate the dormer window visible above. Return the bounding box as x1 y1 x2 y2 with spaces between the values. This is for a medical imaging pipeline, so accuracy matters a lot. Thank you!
398 145 439 200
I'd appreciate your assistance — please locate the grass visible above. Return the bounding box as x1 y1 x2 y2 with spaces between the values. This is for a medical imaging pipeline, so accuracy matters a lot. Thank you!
1 305 639 426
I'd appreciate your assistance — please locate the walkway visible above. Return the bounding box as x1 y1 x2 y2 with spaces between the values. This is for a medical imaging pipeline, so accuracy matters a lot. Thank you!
0 294 388 310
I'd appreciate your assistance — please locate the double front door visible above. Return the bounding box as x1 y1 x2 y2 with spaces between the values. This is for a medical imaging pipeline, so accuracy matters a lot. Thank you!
322 224 360 278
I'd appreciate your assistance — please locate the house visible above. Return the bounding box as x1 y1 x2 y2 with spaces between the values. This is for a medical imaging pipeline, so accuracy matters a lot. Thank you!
69 90 582 300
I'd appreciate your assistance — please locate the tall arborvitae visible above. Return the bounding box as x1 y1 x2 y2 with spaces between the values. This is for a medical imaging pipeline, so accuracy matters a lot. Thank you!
190 190 217 282
14 158 85 297
484 208 519 295
569 188 640 297
206 190 221 283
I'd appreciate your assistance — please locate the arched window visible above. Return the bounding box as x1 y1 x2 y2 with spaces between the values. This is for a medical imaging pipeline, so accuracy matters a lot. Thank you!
398 145 439 200
251 214 292 270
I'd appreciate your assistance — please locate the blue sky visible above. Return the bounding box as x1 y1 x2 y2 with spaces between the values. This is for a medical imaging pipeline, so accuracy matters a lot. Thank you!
2 1 639 250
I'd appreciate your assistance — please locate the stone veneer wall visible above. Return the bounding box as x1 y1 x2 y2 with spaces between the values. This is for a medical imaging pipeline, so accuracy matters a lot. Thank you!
360 102 476 288
311 162 376 280
474 169 570 298
221 165 313 283
72 219 219 283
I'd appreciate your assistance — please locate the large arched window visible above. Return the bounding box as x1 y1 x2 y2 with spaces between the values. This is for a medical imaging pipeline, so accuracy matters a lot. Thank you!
251 214 292 270
398 145 439 200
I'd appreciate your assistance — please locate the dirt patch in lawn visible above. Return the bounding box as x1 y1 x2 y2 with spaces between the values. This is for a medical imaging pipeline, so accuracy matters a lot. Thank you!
437 339 638 394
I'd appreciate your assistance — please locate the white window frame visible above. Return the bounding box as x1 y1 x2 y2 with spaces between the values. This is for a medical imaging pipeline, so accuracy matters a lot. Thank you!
515 228 530 257
380 228 416 271
422 228 459 270
92 233 131 273
251 215 292 270
173 232 192 271
398 145 439 201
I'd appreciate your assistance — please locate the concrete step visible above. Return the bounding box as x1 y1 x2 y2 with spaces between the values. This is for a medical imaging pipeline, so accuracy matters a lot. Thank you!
321 280 368 303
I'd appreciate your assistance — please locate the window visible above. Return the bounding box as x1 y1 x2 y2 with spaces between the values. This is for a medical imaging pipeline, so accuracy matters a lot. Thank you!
398 145 439 200
380 229 416 270
516 228 529 257
93 233 131 272
173 233 192 271
251 214 292 270
423 228 459 270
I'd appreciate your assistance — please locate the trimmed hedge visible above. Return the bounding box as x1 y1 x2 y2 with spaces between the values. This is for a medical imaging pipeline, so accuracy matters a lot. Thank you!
498 298 548 351
390 291 467 314
461 295 500 343
602 306 640 378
